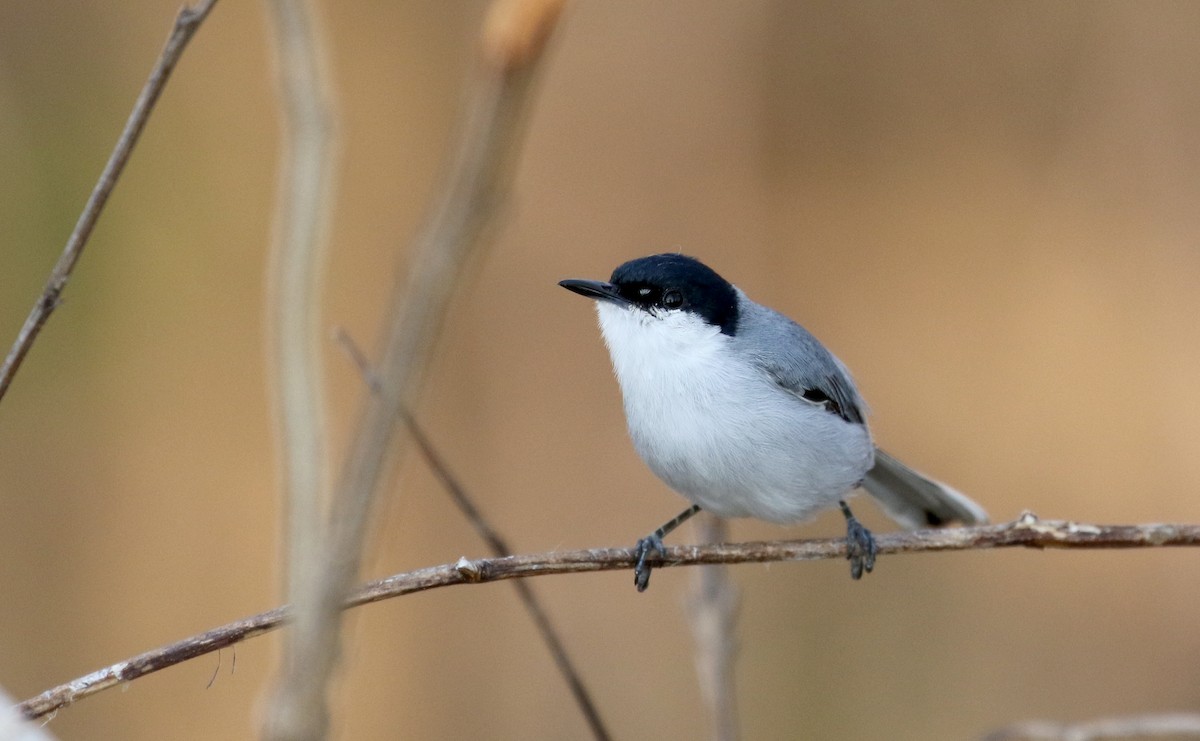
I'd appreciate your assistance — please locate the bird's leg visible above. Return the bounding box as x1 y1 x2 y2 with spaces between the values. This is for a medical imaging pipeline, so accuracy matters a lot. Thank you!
634 504 702 592
839 500 877 579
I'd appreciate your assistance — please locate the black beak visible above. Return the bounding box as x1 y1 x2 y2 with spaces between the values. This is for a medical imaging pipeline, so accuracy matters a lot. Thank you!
558 278 631 306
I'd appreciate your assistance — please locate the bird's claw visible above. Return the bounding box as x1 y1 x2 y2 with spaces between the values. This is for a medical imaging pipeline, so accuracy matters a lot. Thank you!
844 515 877 580
634 534 665 592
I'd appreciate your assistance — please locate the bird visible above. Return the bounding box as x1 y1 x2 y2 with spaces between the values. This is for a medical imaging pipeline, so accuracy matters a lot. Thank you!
559 253 987 592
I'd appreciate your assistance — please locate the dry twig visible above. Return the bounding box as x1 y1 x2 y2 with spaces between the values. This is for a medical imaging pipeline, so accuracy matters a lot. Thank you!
335 328 610 740
0 0 219 405
18 516 1200 721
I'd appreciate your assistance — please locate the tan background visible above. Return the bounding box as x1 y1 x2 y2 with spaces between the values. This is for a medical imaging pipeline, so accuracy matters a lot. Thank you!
2 2 1199 739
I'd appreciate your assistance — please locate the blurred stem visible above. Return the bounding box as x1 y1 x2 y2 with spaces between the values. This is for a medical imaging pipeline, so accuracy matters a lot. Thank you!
19 516 1200 721
261 0 337 739
687 513 740 741
0 0 218 406
262 2 565 739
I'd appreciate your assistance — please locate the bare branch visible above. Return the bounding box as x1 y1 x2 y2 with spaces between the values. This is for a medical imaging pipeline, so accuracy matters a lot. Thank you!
18 516 1200 721
335 328 611 741
274 1 565 737
0 0 219 405
260 0 338 738
983 713 1200 740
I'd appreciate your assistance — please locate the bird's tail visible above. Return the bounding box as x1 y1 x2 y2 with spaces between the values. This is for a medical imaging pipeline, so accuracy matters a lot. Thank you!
861 447 988 529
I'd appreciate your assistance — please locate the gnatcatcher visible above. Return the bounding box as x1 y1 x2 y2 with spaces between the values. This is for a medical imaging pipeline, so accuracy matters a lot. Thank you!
560 253 987 591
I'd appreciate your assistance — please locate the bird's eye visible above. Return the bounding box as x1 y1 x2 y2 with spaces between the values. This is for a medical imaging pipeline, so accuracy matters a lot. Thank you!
662 289 683 309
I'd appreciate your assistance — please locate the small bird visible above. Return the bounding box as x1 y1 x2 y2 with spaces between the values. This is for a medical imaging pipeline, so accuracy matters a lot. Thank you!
560 253 986 591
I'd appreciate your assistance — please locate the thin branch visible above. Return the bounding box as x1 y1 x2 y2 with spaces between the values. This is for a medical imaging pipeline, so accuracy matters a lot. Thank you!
335 328 611 741
983 713 1200 740
687 512 740 741
276 1 565 737
18 516 1200 721
0 0 219 405
260 0 338 738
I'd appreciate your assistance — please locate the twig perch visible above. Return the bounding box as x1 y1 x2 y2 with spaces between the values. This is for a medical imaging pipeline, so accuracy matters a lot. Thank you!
18 516 1200 721
0 0 219 405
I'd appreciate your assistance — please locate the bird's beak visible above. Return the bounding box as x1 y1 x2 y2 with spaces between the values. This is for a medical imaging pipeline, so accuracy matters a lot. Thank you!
558 278 632 306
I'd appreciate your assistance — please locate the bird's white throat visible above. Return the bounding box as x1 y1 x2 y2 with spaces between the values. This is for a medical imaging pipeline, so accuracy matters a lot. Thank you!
595 301 727 384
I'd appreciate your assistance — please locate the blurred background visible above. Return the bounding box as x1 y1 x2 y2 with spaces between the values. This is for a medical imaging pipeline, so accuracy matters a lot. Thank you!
2 1 1199 739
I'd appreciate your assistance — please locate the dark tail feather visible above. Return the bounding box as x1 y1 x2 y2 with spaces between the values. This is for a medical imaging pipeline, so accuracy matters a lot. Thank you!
861 447 988 529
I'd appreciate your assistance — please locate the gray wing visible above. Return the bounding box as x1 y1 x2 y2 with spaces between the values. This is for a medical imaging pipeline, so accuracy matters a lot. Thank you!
735 294 988 529
735 297 866 425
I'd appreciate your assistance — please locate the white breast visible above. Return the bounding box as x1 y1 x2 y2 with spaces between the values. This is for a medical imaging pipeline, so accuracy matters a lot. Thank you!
597 302 873 523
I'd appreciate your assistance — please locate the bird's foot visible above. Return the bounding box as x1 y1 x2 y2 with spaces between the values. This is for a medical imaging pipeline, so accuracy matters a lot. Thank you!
840 501 877 580
633 534 665 593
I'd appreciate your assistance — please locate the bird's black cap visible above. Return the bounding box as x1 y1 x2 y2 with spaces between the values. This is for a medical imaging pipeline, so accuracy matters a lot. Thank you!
560 253 739 336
